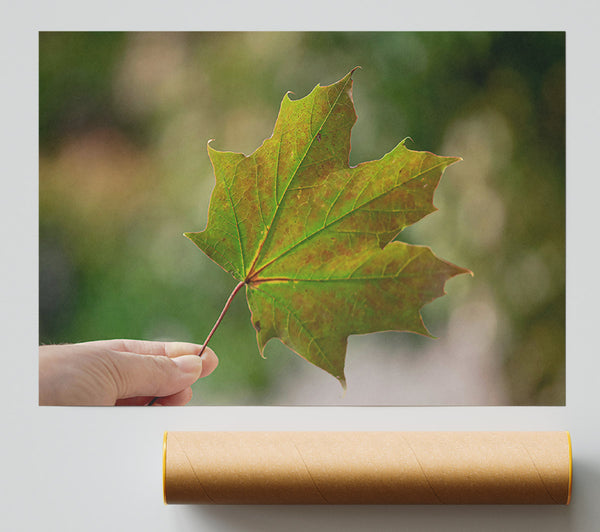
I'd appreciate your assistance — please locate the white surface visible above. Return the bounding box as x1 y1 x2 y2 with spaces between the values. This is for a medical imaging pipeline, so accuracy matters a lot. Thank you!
3 1 599 531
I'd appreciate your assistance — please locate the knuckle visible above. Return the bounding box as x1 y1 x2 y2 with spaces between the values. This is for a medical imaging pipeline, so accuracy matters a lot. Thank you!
102 351 130 395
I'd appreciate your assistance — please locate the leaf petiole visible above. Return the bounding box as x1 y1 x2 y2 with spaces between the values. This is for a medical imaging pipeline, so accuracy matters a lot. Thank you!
197 279 246 357
147 279 246 406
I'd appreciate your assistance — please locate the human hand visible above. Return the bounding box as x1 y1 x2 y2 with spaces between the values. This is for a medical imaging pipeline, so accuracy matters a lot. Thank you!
39 339 218 406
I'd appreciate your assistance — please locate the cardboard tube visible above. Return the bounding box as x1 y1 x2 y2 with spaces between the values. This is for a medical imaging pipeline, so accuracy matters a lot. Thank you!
163 431 572 505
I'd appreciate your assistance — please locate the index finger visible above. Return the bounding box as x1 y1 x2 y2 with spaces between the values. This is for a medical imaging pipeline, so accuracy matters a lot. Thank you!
78 339 204 357
74 339 218 378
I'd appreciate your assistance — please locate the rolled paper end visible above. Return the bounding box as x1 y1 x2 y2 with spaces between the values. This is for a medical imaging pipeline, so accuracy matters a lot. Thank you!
567 431 573 505
162 431 168 505
163 431 572 505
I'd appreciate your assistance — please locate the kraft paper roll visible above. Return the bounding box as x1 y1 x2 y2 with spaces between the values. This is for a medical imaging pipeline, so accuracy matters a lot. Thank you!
163 431 572 505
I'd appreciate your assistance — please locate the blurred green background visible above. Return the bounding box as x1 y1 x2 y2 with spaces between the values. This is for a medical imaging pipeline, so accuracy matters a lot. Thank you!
39 32 565 405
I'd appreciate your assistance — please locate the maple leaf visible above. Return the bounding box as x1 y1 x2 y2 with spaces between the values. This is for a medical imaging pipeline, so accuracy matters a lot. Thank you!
185 69 470 387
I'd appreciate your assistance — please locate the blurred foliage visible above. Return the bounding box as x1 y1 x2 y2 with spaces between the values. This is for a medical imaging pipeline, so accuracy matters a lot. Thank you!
39 32 565 405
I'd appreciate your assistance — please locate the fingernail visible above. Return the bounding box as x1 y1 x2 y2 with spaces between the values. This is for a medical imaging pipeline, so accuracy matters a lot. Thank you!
173 355 203 376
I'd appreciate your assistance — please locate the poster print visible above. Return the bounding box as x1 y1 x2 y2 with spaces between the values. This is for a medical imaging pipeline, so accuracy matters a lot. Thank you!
39 32 565 405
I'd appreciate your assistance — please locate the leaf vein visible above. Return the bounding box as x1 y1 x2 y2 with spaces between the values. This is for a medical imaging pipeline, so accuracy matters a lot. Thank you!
253 160 448 277
256 286 338 376
246 76 353 278
223 165 246 274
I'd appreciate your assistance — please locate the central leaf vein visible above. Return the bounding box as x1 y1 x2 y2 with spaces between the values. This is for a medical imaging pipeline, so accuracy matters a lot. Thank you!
245 77 353 279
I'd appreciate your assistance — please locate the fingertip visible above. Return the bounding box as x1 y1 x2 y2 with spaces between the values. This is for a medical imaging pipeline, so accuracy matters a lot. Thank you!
199 346 218 378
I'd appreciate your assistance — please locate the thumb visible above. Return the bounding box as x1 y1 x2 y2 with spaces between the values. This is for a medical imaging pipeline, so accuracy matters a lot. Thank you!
107 352 204 399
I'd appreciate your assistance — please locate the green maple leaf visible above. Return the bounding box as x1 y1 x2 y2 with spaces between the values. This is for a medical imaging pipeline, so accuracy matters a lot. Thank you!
185 69 470 387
